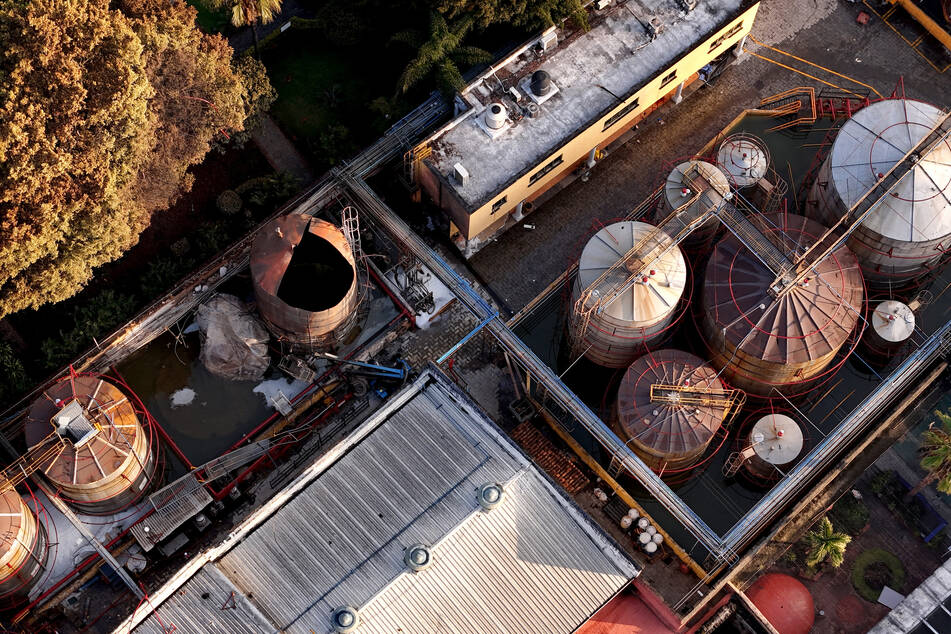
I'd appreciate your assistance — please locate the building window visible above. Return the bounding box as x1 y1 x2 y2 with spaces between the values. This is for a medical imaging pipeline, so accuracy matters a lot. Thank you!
660 69 678 88
708 22 743 52
529 155 564 186
602 98 640 132
491 196 508 214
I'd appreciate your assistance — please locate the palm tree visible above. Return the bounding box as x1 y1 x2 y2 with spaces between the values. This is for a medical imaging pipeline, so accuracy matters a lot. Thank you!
209 0 283 56
392 13 492 95
908 409 951 498
804 516 851 569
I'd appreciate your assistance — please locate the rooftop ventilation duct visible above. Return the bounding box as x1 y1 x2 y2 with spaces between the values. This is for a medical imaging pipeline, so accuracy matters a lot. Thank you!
331 606 359 633
485 103 507 130
477 483 505 510
404 544 433 572
530 71 552 98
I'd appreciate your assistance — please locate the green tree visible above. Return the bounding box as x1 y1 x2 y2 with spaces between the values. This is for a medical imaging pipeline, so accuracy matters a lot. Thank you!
393 13 492 95
0 0 270 318
432 0 588 31
804 516 851 569
0 342 28 405
208 0 283 54
908 409 951 498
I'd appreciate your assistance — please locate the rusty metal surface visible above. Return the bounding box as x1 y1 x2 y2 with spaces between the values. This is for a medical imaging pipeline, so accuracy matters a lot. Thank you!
250 214 358 346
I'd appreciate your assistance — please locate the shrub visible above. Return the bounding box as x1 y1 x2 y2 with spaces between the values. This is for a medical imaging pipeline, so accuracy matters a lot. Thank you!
830 493 870 535
170 237 191 257
216 190 243 215
0 342 28 404
39 290 137 370
851 548 905 602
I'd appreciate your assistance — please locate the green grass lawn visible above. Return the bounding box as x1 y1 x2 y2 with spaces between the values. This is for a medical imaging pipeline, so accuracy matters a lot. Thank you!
261 27 411 168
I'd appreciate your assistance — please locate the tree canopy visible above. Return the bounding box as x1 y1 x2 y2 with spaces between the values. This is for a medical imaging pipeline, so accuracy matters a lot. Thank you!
431 0 587 30
0 0 268 318
393 13 492 94
909 409 951 497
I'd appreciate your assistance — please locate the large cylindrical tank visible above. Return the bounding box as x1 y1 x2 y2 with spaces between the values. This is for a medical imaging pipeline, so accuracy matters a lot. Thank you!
615 350 730 470
24 376 154 515
0 489 48 598
663 160 730 246
701 213 864 395
251 214 359 349
807 99 951 284
744 414 804 481
570 221 688 368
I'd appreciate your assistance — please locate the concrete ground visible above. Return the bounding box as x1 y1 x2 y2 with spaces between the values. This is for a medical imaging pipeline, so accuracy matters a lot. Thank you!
467 0 951 310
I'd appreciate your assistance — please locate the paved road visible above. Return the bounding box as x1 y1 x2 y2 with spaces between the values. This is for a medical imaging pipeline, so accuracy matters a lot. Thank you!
467 0 950 310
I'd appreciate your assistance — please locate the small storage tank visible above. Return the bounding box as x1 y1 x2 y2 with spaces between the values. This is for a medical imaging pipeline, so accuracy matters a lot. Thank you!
663 160 730 246
871 299 915 346
251 214 359 349
717 133 770 188
0 488 48 598
701 213 864 395
808 99 951 284
744 414 804 480
570 221 688 368
614 350 731 470
24 375 154 515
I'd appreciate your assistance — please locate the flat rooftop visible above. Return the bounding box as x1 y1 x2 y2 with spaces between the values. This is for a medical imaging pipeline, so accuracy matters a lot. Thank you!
426 0 746 210
120 367 638 634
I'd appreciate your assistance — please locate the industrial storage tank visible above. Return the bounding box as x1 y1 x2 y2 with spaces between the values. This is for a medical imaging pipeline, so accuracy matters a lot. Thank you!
743 414 804 480
807 99 951 284
251 214 359 349
570 221 688 368
614 350 732 470
662 160 730 246
701 213 864 395
0 488 48 598
24 375 154 515
717 133 769 188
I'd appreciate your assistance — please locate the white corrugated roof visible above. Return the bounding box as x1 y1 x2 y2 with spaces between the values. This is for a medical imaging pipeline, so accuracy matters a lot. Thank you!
121 367 637 634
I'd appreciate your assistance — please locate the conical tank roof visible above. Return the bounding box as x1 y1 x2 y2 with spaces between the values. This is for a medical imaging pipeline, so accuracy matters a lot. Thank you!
872 299 915 343
703 213 864 367
576 221 687 326
717 133 769 187
616 350 726 457
828 99 951 244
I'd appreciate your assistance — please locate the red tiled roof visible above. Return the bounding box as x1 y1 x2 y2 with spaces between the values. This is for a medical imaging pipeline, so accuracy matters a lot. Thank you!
509 421 590 494
577 590 680 634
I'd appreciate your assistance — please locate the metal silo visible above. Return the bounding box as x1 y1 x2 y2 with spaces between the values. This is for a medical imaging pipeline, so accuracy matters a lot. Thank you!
570 221 688 368
743 414 804 480
701 213 864 396
0 488 48 598
717 133 770 188
614 349 735 471
807 99 951 284
24 375 155 515
251 214 359 349
663 160 730 246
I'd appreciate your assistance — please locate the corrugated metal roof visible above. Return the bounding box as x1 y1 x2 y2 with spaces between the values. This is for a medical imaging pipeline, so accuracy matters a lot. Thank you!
122 368 637 634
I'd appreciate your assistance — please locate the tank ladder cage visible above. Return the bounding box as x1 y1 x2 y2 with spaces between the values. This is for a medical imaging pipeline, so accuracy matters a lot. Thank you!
0 432 66 495
722 445 757 478
774 109 951 297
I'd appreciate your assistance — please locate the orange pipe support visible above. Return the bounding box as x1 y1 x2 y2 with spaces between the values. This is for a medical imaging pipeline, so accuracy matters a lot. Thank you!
889 0 951 52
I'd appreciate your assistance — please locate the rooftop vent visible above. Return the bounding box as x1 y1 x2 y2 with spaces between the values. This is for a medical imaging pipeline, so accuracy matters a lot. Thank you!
54 400 99 448
521 70 559 106
485 103 507 130
331 606 359 633
453 163 470 187
404 544 433 572
477 483 505 511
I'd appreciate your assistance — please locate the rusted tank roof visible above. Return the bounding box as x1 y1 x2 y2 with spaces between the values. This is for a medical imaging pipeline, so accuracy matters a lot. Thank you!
250 214 357 344
616 350 727 458
703 213 864 367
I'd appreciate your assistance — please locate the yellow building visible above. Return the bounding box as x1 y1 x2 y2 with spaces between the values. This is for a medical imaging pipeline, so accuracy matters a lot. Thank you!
410 0 760 257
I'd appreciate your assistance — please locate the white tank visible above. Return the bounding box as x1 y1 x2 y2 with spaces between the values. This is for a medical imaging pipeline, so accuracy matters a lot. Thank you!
808 100 951 284
570 221 688 368
746 414 804 480
663 160 730 245
717 133 770 188
871 300 915 344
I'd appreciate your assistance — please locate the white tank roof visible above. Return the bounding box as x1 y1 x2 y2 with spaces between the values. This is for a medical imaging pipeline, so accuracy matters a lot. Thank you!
576 221 687 325
717 134 769 188
872 299 915 343
665 160 730 209
828 99 951 243
751 414 803 465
